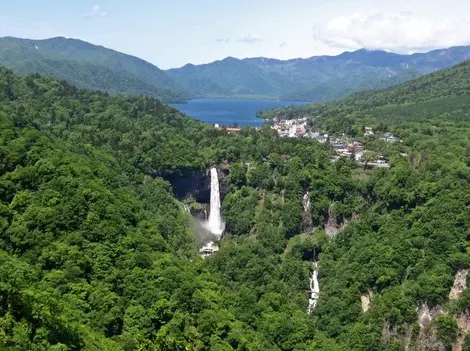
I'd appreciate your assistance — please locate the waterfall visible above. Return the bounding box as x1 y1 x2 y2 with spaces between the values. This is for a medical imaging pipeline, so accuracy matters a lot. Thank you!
302 191 314 232
204 168 225 236
303 191 311 213
307 262 320 315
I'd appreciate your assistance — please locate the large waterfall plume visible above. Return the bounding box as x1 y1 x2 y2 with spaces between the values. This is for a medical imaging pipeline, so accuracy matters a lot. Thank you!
203 167 225 236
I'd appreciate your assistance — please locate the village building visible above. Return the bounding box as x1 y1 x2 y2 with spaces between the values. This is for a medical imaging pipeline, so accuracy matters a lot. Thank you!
381 132 400 143
348 141 364 161
330 138 347 150
364 127 374 136
215 124 241 133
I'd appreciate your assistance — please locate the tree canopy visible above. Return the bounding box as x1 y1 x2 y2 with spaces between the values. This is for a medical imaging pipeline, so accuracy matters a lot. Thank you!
1 58 470 350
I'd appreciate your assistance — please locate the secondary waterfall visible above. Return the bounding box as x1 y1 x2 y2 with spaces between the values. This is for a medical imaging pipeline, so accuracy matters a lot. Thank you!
303 191 311 212
307 262 320 315
204 168 225 236
302 191 314 232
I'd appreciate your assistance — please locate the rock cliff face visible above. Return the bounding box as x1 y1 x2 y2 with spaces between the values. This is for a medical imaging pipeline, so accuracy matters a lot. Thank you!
415 304 446 351
361 290 374 312
449 270 468 300
454 312 470 351
324 203 339 238
301 191 314 233
324 203 351 238
163 168 228 204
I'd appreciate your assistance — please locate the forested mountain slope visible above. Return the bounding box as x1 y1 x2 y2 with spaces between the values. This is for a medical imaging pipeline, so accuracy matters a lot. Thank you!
1 62 470 350
260 59 470 130
0 67 355 350
0 36 189 102
166 46 470 102
258 58 470 349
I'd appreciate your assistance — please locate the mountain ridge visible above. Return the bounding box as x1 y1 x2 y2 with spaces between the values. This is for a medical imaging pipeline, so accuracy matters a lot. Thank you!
2 35 470 104
166 45 470 102
0 36 189 102
259 58 470 130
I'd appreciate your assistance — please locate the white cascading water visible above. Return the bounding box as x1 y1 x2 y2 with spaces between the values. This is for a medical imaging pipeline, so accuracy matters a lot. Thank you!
303 191 311 213
307 262 320 315
204 168 225 236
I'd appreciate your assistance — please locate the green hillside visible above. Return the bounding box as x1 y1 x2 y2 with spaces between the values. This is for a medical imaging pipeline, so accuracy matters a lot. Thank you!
260 59 470 129
0 36 189 102
167 46 470 102
1 59 470 350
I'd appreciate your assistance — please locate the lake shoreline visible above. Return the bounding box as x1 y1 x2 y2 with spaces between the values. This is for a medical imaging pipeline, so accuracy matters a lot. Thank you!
170 98 306 127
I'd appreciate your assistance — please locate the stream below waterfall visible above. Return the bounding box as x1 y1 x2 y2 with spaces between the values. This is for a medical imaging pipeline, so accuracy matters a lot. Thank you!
307 262 320 314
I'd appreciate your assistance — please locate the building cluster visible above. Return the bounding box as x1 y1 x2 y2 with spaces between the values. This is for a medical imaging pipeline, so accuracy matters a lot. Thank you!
269 121 396 167
380 132 400 143
213 120 398 168
364 127 401 143
271 117 308 138
214 124 242 133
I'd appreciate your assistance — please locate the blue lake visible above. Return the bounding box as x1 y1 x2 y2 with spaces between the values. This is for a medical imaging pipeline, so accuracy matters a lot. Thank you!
170 98 306 127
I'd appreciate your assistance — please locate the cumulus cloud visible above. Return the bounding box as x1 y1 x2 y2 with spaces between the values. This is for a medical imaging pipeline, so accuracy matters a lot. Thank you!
237 34 262 44
312 12 470 53
84 5 108 18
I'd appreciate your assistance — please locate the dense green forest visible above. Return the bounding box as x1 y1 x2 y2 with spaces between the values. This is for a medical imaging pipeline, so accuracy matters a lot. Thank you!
1 57 470 351
0 37 189 103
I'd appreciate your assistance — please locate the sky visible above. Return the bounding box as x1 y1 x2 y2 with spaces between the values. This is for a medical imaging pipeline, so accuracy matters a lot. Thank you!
1 0 470 69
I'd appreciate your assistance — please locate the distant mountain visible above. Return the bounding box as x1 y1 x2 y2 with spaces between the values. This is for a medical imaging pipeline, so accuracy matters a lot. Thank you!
0 36 189 102
259 58 470 127
166 46 470 102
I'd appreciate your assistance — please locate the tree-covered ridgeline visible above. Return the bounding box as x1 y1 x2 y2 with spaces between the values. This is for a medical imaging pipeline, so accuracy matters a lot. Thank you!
0 37 190 103
166 46 470 102
1 58 470 350
259 59 470 130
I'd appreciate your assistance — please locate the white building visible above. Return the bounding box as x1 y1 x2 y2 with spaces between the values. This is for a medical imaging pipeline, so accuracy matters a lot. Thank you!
364 127 374 136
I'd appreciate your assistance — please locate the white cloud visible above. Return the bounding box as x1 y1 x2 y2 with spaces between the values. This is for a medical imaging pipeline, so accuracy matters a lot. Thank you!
84 5 108 18
237 34 262 44
313 12 470 53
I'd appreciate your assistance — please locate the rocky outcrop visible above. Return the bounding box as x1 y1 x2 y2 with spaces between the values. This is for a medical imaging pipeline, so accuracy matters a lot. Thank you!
325 203 339 237
454 312 470 351
163 168 228 204
416 327 445 351
361 290 374 312
418 304 445 330
414 303 446 351
381 302 466 350
189 203 210 221
449 270 468 300
324 203 350 238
